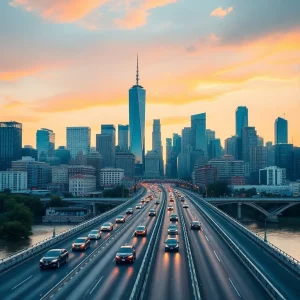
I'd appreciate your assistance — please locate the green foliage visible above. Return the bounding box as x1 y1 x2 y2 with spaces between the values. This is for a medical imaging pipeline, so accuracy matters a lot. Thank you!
207 181 230 197
1 221 31 240
47 196 65 207
103 186 129 198
8 203 33 229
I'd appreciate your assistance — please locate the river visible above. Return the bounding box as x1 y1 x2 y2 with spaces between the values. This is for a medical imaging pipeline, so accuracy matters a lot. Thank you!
0 224 74 260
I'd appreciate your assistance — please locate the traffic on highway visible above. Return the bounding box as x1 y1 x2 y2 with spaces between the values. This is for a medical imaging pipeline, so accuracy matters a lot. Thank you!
0 184 288 300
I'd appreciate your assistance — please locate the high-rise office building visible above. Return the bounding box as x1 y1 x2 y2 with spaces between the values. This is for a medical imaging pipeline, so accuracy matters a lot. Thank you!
236 106 248 137
257 136 264 146
96 125 116 168
118 125 129 151
266 142 275 167
172 133 181 155
206 129 215 146
209 139 222 159
293 147 300 180
36 128 55 162
165 138 172 178
225 136 238 159
250 145 267 183
275 117 288 144
0 121 22 171
242 127 258 162
178 127 192 179
66 127 91 159
170 133 181 178
191 113 207 156
116 152 135 178
152 119 164 176
22 145 38 161
129 56 146 175
275 143 293 180
86 151 103 189
54 146 71 165
181 127 192 153
144 151 160 178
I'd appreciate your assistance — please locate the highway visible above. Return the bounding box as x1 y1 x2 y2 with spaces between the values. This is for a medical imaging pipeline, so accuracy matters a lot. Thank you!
1 184 299 300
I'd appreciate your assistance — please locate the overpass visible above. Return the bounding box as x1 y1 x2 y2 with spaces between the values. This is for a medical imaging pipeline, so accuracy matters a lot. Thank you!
206 197 300 222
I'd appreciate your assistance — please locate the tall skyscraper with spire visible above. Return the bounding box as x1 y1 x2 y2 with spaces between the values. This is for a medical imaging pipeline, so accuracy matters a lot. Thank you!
129 55 146 175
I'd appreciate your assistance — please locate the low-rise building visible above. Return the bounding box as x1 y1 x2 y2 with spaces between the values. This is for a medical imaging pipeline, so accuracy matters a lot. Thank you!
0 171 27 192
69 174 96 197
194 165 218 186
259 166 286 186
52 165 69 184
100 168 124 187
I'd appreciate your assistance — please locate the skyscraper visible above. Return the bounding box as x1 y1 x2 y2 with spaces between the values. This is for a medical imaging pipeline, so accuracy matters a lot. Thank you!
129 55 146 175
96 125 116 168
0 121 22 171
225 136 238 159
152 119 164 176
275 143 293 180
209 139 222 159
36 128 55 162
178 127 192 179
66 127 91 159
206 129 215 146
236 106 248 137
191 113 207 156
275 117 288 144
242 127 258 162
118 125 129 151
165 138 172 178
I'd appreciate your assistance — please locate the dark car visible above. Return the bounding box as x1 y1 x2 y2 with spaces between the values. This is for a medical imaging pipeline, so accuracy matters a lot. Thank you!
155 200 160 205
115 245 136 264
134 225 147 237
191 221 201 230
149 209 156 216
165 238 179 252
40 249 68 269
168 224 178 235
180 197 185 202
126 208 133 214
170 214 178 222
115 215 126 223
72 237 91 251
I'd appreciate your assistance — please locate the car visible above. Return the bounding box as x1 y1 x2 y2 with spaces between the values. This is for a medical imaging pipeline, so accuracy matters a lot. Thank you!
88 229 101 240
136 204 142 209
191 221 201 230
149 209 156 216
101 222 113 231
169 198 174 203
40 249 68 269
168 224 178 235
126 208 133 214
154 194 158 198
167 204 174 211
145 199 150 203
134 225 147 237
141 198 145 203
115 245 136 264
180 197 185 202
116 215 126 223
72 237 90 251
165 237 179 252
183 204 189 208
155 200 160 205
170 214 178 222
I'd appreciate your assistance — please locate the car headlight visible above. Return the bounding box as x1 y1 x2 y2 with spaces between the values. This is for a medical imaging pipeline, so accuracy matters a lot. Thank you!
52 259 58 263
128 255 133 259
40 259 44 263
175 245 179 248
116 255 120 259
80 244 85 248
165 244 169 248
72 244 75 247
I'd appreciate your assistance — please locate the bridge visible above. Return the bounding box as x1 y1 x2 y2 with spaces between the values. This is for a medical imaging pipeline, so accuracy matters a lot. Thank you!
206 197 300 222
0 186 299 300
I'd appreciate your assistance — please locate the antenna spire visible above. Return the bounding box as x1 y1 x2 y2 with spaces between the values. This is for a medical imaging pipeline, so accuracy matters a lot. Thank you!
136 54 139 85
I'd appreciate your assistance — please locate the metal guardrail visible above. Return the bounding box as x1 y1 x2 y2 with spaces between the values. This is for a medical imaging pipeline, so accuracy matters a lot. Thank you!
183 190 286 300
0 189 145 273
189 192 300 276
130 187 166 300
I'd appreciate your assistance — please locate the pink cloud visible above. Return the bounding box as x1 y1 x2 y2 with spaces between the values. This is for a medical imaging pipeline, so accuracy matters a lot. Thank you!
210 6 233 18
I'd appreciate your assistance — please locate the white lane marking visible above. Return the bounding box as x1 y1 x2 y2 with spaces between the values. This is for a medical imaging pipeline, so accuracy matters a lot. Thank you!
205 235 209 241
214 250 221 262
11 275 33 290
89 276 104 295
229 277 241 298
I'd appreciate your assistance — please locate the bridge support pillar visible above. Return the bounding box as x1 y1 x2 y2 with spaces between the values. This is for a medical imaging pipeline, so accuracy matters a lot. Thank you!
92 203 97 216
237 203 242 219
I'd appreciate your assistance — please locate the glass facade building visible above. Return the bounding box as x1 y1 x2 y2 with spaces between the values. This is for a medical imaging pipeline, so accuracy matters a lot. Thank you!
191 113 207 156
275 117 288 144
66 127 91 159
236 106 248 137
36 128 55 161
118 125 129 151
129 57 146 174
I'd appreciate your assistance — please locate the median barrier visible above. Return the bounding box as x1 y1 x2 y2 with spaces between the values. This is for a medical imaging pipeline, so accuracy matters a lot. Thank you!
0 189 145 273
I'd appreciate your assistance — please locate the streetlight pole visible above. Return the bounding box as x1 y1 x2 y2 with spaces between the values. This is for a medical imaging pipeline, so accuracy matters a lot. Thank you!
264 217 267 242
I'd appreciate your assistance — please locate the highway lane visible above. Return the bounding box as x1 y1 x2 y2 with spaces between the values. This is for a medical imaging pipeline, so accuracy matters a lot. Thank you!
184 190 300 300
51 190 166 300
143 190 194 300
178 190 270 300
0 190 150 300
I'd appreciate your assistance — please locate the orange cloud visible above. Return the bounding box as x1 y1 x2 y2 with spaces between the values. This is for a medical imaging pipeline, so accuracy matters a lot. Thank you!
9 0 108 23
116 0 176 29
0 68 43 81
210 6 233 18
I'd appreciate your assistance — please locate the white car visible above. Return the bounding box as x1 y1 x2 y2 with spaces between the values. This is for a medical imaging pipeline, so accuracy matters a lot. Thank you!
101 222 113 231
88 229 101 240
183 204 189 208
136 204 142 209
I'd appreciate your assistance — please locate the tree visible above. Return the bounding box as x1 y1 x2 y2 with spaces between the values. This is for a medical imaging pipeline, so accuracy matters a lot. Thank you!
207 181 230 197
47 196 65 207
0 221 31 239
8 203 33 230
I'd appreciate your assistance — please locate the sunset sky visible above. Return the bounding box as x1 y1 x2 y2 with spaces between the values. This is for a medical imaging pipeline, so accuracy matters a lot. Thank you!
1 0 299 153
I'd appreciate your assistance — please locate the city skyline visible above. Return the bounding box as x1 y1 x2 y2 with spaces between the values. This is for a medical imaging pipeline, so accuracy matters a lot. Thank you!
0 1 300 151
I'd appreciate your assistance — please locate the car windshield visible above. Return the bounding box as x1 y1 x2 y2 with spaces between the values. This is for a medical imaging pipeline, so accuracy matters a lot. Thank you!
119 247 132 253
45 250 60 257
117 215 124 218
150 209 155 212
166 239 178 245
103 223 111 226
75 238 86 243
90 230 98 234
127 208 132 210
169 225 177 229
192 221 200 225
137 226 145 230
171 214 177 217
